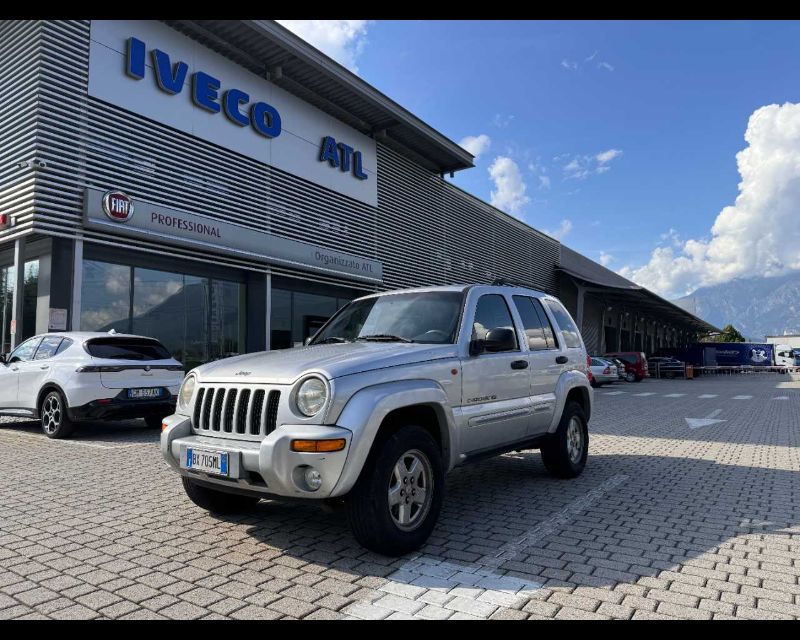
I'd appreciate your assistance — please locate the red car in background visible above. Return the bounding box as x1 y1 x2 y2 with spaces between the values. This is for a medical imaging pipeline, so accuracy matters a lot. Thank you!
603 351 649 382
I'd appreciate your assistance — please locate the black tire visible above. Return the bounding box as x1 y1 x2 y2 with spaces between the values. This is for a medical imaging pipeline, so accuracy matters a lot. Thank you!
144 415 164 429
540 401 589 479
624 371 636 383
347 425 444 556
181 477 260 514
40 390 76 439
635 375 644 382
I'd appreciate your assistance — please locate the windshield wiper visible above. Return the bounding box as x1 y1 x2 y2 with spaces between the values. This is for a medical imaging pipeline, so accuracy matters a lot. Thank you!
356 334 414 343
314 337 350 344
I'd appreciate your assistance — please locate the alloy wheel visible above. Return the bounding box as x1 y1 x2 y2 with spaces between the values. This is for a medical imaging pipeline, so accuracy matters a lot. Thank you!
387 449 434 531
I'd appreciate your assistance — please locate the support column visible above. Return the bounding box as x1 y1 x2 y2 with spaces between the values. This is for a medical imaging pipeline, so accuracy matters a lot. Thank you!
10 238 25 349
245 270 267 354
35 253 52 335
576 283 585 333
70 239 83 331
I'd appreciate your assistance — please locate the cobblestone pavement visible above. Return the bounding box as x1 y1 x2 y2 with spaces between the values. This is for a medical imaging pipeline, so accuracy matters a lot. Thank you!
1 374 799 620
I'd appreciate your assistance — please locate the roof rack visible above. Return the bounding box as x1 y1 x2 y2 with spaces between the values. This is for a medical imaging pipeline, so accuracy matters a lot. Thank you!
492 278 532 288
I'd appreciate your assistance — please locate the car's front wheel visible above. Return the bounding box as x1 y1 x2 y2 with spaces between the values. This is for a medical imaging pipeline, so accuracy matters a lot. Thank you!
40 390 76 439
181 477 261 514
625 371 636 383
540 401 588 479
347 425 444 556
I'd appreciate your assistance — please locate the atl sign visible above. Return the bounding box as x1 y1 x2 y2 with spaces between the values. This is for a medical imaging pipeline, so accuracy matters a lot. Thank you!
102 191 134 222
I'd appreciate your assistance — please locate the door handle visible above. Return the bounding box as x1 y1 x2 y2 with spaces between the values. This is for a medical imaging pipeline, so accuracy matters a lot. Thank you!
40 365 49 370
510 360 528 370
11 366 18 371
555 356 568 364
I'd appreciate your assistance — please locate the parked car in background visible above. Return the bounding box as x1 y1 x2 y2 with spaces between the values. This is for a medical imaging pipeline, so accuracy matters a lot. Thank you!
647 356 685 379
589 357 618 387
0 331 183 439
608 357 628 381
603 351 648 382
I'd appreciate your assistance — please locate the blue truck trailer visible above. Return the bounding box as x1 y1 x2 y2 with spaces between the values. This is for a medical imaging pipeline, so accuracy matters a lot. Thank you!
658 342 776 368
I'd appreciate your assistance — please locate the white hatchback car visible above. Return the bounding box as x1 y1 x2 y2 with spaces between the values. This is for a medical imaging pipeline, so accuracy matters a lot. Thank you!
0 331 184 438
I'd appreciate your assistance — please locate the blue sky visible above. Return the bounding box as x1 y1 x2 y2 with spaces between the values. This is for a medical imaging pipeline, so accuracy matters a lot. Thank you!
279 20 800 299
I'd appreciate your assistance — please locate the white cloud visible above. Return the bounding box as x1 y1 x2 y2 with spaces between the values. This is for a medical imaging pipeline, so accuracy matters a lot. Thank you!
492 114 515 128
538 175 551 190
545 219 573 241
598 61 615 72
458 134 491 160
596 148 623 164
276 20 371 73
561 59 578 71
620 102 800 298
488 156 530 216
585 51 598 62
599 252 614 267
563 148 623 180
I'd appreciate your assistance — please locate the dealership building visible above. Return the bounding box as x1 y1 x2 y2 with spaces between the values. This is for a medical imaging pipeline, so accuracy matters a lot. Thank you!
0 19 715 368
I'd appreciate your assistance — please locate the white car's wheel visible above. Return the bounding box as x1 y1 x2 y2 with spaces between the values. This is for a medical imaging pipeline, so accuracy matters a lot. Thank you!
40 390 76 439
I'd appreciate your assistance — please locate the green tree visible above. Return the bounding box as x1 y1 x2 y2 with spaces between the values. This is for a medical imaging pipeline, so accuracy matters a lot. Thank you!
701 324 746 343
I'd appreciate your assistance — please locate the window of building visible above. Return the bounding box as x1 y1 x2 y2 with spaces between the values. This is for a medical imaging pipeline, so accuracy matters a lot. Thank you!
80 260 245 370
270 278 362 350
0 260 40 353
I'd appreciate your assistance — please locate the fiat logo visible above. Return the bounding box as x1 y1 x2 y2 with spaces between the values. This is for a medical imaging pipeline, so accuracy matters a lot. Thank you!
102 191 134 222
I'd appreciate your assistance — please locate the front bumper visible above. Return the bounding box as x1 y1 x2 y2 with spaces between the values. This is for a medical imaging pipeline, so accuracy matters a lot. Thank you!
69 389 177 421
161 415 353 500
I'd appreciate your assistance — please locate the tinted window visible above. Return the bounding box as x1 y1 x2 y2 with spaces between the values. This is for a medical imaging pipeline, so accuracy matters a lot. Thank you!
86 338 171 361
530 298 558 348
33 336 64 360
9 337 42 362
543 299 582 349
513 296 549 350
55 338 73 356
472 294 518 352
311 291 463 345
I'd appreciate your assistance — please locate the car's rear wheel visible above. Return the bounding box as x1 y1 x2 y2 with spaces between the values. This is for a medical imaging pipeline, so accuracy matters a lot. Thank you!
541 401 588 479
347 425 444 556
40 390 76 439
181 477 260 514
625 371 636 383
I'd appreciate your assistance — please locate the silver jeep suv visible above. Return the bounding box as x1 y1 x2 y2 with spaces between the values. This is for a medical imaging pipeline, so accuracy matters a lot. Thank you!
161 283 593 555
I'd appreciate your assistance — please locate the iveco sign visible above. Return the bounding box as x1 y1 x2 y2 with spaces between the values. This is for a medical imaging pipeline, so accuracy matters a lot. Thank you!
125 37 281 139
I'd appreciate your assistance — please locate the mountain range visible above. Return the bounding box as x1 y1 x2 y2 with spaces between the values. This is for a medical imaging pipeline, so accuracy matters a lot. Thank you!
672 271 800 341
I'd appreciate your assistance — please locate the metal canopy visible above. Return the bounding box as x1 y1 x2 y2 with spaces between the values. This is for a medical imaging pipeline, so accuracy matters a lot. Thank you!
161 20 475 175
557 246 718 333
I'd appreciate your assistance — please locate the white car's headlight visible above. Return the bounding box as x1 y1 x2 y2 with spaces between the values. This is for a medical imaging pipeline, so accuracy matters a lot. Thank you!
295 377 328 417
178 374 197 410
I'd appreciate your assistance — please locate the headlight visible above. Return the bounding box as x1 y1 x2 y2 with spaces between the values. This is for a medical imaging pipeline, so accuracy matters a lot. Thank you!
295 377 328 417
178 374 197 410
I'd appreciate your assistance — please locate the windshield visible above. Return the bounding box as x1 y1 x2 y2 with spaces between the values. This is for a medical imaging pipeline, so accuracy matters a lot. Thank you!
310 291 464 345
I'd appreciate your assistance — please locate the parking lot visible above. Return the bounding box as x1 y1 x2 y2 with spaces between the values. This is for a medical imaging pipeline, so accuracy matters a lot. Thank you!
1 374 799 620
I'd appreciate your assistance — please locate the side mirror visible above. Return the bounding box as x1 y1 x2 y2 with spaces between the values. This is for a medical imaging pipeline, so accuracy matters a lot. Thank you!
484 328 517 353
469 338 486 356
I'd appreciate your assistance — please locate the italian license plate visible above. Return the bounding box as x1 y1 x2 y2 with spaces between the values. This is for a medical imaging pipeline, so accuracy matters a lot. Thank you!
127 387 162 399
186 448 229 476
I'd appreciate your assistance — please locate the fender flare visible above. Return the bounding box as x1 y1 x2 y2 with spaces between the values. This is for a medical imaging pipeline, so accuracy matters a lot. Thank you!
547 370 593 433
330 379 456 497
35 382 71 419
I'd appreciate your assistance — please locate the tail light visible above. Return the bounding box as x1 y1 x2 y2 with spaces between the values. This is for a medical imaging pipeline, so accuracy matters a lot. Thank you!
586 355 594 381
603 367 610 374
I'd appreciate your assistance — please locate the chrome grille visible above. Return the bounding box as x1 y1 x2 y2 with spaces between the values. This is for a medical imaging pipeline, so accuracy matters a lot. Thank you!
192 386 281 438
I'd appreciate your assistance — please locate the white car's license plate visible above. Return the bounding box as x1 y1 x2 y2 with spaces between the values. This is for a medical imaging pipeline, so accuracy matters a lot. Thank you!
186 448 229 476
127 387 162 399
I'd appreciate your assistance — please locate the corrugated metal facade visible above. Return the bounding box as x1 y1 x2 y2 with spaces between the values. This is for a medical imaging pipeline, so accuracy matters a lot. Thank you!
1 19 561 296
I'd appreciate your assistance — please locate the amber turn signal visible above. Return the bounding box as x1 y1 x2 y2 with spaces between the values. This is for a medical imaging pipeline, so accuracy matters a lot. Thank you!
291 439 346 453
161 423 168 432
